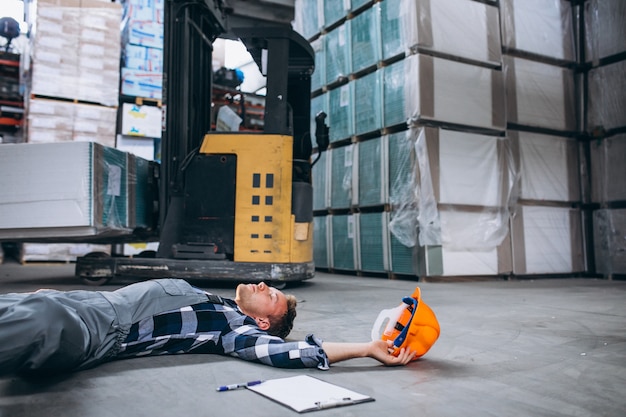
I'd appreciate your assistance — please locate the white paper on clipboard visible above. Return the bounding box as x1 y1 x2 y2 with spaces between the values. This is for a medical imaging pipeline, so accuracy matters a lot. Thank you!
246 375 374 413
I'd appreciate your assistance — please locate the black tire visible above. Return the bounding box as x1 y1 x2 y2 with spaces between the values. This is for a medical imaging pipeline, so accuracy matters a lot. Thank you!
78 252 113 286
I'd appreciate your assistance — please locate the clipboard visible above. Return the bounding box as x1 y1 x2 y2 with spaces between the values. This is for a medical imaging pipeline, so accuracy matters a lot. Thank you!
246 375 375 413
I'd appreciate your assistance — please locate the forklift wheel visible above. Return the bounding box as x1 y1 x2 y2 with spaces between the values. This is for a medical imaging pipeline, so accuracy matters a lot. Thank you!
78 252 114 286
135 250 157 258
272 282 287 290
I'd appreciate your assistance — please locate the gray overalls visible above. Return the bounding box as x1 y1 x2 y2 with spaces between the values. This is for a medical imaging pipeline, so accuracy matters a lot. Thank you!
0 279 209 375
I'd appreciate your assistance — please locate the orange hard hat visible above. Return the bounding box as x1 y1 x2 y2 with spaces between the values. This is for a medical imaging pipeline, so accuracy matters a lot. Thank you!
372 287 440 359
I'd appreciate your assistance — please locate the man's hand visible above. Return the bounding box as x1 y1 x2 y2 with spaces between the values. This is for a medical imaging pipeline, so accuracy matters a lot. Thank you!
367 339 416 366
322 340 416 366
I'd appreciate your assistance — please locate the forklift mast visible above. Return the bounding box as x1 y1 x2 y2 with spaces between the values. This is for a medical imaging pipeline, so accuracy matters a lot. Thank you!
75 0 326 285
158 0 227 242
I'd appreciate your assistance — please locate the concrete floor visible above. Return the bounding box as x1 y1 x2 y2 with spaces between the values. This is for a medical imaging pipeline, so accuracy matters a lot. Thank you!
0 262 624 417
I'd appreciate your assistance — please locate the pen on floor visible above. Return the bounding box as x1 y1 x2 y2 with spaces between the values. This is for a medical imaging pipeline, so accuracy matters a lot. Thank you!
216 380 263 392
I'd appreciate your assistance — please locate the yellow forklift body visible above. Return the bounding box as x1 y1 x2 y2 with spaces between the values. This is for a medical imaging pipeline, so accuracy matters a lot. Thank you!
200 133 313 264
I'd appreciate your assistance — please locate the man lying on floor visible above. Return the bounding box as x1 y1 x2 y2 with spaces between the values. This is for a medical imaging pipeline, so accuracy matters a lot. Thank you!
0 278 415 375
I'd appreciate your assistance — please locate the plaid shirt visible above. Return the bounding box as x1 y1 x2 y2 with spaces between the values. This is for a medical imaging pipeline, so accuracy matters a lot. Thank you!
117 294 329 370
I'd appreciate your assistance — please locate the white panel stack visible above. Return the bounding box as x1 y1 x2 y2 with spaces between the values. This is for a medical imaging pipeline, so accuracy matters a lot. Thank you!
593 209 626 276
426 128 507 207
404 54 505 132
401 0 501 67
0 142 143 240
585 0 626 64
511 206 584 274
588 60 626 133
419 209 513 277
504 56 576 132
589 134 626 204
511 131 580 203
500 0 575 63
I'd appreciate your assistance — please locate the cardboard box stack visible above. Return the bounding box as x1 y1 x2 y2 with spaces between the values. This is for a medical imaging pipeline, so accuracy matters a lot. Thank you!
296 0 621 279
27 0 122 147
585 0 626 277
18 0 125 261
120 0 164 100
116 0 164 165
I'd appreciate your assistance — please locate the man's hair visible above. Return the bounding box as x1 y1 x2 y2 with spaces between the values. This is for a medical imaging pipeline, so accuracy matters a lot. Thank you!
267 294 297 339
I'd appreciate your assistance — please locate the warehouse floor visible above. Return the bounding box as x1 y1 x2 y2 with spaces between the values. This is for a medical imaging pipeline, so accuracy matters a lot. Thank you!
0 261 624 417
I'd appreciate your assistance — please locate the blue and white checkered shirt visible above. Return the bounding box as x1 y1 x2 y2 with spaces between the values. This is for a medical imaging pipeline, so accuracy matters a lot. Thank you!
117 294 329 370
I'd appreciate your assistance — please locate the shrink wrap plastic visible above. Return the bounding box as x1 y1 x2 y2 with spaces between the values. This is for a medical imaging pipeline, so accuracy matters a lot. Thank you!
388 127 518 251
0 142 155 242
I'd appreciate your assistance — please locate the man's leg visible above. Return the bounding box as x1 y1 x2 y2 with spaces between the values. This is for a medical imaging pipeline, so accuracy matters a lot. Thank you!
0 291 90 375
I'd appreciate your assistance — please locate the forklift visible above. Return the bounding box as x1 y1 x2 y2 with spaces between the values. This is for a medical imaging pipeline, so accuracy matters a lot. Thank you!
75 0 329 285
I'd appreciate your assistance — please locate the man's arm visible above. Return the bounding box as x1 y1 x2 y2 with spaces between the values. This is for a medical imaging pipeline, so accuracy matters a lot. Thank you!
322 340 416 366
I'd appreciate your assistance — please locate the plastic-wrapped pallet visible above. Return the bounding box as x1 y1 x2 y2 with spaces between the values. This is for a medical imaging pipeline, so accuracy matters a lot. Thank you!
0 142 141 240
589 134 626 203
418 209 513 276
350 0 371 12
401 0 501 67
353 71 382 136
30 0 122 106
357 212 389 273
323 0 349 29
390 127 516 251
313 215 329 268
294 0 322 40
585 0 626 64
324 25 351 84
350 6 381 74
310 37 325 92
128 153 157 230
588 60 626 134
510 205 584 274
329 214 358 271
510 131 580 203
387 131 416 249
593 209 626 276
500 0 575 63
404 54 506 132
356 137 386 208
380 0 404 60
387 218 418 276
504 56 576 133
420 128 514 208
27 98 117 147
328 83 353 142
329 145 354 210
312 150 330 211
382 60 406 128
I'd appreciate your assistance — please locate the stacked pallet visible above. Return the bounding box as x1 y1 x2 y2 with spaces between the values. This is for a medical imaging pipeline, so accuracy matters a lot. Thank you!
120 0 164 100
585 0 626 277
18 0 125 261
0 142 157 245
301 0 517 278
500 0 584 277
297 0 618 280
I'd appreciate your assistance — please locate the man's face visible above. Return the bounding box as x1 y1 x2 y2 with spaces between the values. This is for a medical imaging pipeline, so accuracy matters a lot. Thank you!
235 282 288 327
